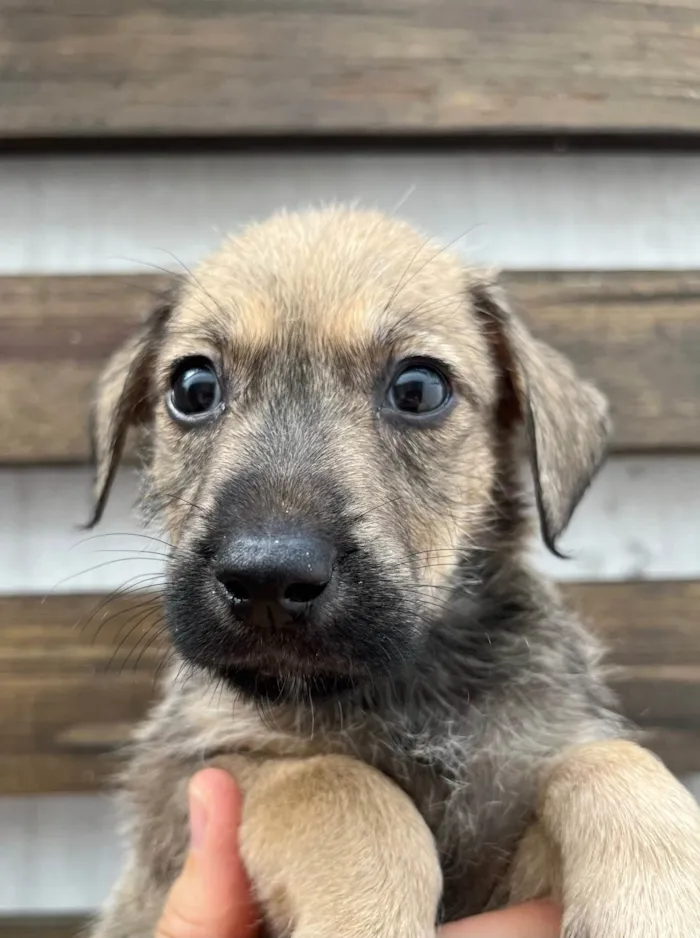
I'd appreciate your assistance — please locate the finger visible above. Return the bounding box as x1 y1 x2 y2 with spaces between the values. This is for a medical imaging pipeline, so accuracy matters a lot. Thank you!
438 899 562 938
156 768 258 938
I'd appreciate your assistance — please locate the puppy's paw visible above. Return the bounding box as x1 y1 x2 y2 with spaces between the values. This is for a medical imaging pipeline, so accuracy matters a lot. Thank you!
539 742 700 938
292 924 435 938
292 927 434 938
561 869 700 938
288 901 436 938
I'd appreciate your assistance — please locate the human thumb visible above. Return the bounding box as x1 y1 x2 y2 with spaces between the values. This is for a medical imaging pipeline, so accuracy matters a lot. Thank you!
156 767 258 938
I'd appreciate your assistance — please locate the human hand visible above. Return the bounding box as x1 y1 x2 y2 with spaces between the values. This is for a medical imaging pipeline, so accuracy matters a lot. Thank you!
156 768 561 938
155 768 257 938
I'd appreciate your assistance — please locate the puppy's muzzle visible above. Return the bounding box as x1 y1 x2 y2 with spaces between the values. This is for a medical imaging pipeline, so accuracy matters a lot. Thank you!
214 530 336 628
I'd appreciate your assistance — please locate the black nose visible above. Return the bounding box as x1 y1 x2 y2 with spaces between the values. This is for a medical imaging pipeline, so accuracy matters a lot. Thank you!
214 533 335 615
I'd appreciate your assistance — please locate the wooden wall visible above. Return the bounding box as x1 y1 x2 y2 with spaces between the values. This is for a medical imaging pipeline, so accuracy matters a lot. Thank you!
2 1 700 929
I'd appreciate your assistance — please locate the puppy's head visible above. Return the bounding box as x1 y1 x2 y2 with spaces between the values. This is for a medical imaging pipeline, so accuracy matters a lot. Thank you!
89 208 610 702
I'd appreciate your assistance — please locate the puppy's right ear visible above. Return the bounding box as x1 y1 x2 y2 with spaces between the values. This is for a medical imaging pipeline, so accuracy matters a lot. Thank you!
86 295 173 527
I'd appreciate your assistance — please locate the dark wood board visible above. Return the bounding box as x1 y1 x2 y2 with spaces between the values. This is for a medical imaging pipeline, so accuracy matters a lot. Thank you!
0 919 85 938
2 581 700 794
0 592 166 794
506 270 700 454
2 270 700 461
4 2 700 138
0 274 170 463
565 581 700 776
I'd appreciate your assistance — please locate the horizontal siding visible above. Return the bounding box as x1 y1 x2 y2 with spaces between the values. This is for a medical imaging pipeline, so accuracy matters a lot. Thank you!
3 152 700 274
1 457 698 595
4 270 700 460
0 795 120 914
0 917 85 938
3 146 700 915
4 1 700 137
4 582 700 796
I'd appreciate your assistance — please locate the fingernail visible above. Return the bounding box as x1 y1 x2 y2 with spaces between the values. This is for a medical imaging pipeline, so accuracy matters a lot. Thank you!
188 783 208 851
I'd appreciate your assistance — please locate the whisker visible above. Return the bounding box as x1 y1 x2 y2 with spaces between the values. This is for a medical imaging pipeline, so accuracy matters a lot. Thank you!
158 491 208 516
132 623 171 672
379 547 465 572
92 549 170 559
118 276 174 302
389 226 480 309
383 236 434 314
74 531 174 551
109 607 163 673
108 600 164 649
154 647 178 686
156 249 229 324
80 580 165 641
111 257 182 281
49 557 170 593
345 492 407 527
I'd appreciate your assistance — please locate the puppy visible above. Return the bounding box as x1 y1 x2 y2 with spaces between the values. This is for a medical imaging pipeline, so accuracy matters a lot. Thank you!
88 208 700 937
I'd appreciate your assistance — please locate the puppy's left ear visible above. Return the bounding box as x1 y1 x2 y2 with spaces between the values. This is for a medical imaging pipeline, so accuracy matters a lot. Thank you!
87 295 173 528
472 280 611 555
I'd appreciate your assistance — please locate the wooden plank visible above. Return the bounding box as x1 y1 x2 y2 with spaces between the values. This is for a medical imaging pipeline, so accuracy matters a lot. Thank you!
2 271 700 462
4 2 700 138
0 593 166 794
0 274 170 463
506 271 700 453
565 581 700 777
0 919 85 938
2 582 700 794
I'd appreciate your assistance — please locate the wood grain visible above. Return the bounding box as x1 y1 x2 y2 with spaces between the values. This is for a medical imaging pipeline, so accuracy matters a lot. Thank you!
2 581 700 794
565 581 700 776
0 593 166 795
0 919 84 938
4 1 700 137
2 271 700 461
0 274 170 463
506 271 700 453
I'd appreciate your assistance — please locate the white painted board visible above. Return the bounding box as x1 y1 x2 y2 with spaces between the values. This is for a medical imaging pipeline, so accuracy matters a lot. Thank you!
0 794 121 913
2 151 700 275
1 456 698 596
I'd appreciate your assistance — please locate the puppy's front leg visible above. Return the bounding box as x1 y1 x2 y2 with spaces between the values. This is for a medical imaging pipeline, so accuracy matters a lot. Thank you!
510 740 700 937
218 753 442 938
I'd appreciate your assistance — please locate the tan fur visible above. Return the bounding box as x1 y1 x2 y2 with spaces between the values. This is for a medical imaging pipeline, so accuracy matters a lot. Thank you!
87 208 700 937
511 740 700 936
210 754 442 938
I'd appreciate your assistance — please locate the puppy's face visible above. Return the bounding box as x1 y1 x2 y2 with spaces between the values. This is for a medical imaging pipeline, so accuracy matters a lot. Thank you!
91 209 610 702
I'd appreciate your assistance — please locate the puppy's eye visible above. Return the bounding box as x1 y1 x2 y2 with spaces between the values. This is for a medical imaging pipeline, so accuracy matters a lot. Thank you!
168 357 223 421
387 361 451 416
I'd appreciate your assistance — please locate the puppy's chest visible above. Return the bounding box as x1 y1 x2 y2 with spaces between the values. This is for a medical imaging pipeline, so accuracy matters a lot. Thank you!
357 740 535 919
185 690 536 918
